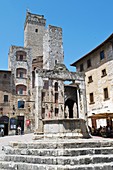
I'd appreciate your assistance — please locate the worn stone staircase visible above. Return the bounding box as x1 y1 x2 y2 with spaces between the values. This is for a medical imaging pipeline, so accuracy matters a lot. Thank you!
0 138 113 170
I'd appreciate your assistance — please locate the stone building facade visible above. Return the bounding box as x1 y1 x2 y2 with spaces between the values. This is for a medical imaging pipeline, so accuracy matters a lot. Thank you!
71 34 113 129
8 46 34 134
0 12 87 136
0 71 15 135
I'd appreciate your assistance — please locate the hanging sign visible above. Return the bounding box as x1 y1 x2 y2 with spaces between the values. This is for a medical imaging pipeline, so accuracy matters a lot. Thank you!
26 119 30 126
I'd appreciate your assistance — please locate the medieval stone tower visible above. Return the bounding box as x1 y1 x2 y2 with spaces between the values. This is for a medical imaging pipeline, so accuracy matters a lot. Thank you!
24 12 64 70
24 12 46 60
43 25 64 70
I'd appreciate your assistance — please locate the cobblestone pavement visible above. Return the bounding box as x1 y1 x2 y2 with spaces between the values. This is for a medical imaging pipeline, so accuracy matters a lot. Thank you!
0 133 34 155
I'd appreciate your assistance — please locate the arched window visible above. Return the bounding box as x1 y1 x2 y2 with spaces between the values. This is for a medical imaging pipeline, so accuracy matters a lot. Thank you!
54 82 58 91
55 60 58 64
16 85 27 95
55 108 58 117
16 51 27 61
16 68 27 78
32 71 35 88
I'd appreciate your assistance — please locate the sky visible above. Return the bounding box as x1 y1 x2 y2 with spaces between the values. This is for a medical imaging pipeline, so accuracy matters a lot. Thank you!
0 0 113 71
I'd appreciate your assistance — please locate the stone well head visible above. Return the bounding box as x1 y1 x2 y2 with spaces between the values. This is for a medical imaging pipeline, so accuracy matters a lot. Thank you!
43 118 91 139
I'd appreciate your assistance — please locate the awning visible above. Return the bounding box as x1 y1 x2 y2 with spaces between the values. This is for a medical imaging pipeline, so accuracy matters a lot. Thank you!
88 113 113 119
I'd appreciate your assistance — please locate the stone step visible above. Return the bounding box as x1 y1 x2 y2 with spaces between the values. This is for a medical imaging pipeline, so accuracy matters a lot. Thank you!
0 154 5 161
4 147 113 157
3 154 113 165
9 140 113 149
0 161 113 170
2 139 113 169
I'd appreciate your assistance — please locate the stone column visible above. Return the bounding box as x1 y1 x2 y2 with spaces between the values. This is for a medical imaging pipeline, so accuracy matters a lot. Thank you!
35 74 43 132
76 87 80 118
73 102 77 118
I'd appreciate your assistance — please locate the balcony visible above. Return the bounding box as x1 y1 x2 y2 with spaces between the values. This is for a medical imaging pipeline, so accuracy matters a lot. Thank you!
16 78 27 86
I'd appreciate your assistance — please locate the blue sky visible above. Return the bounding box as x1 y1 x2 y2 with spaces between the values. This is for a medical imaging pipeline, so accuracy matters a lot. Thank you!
0 0 113 71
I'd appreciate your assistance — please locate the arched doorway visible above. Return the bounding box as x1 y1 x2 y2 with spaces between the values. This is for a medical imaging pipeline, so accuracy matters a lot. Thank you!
64 85 79 118
0 116 9 136
65 99 74 118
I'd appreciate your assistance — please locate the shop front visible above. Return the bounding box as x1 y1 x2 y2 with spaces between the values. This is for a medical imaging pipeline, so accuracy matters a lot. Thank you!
88 113 113 128
0 116 9 136
88 113 113 137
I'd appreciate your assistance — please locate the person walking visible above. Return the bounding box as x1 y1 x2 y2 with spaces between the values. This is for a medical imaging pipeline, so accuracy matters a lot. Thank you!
1 128 4 137
17 125 21 135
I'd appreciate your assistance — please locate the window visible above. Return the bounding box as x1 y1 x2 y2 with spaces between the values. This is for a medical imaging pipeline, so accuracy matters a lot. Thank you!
16 51 27 61
3 74 7 78
42 108 45 119
16 68 27 78
18 101 25 109
55 93 58 103
44 81 49 89
100 51 104 60
104 88 109 100
20 55 23 61
87 59 91 68
19 88 23 95
20 72 23 78
16 85 26 95
54 82 58 91
55 60 58 64
13 105 15 111
80 63 84 72
88 76 93 83
4 95 8 102
42 92 45 101
32 71 35 88
89 93 94 104
55 108 58 116
101 69 107 77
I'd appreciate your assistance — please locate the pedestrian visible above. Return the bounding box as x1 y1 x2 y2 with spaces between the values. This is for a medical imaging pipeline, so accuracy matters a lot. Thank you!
17 125 21 135
1 128 4 137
